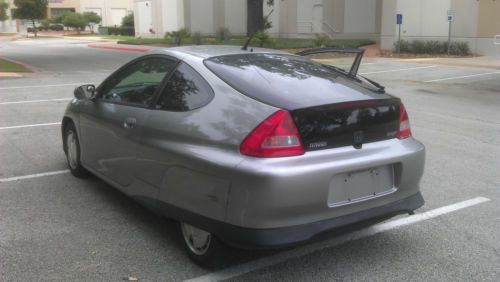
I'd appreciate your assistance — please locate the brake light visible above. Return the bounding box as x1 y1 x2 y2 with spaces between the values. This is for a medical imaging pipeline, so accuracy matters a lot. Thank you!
397 103 412 139
240 110 305 157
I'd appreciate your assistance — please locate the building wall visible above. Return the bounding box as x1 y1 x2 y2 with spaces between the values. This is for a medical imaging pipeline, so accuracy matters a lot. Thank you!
80 0 133 27
48 0 81 17
380 0 500 55
343 0 376 34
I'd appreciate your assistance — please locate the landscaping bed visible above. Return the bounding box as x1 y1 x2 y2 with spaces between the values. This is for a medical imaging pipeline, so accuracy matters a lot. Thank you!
0 58 30 73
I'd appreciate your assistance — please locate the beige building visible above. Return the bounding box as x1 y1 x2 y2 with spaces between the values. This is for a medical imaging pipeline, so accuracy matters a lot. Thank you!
134 0 499 56
0 0 133 33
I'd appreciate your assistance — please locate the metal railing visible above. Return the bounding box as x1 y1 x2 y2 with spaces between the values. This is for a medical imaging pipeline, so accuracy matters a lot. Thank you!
296 21 339 39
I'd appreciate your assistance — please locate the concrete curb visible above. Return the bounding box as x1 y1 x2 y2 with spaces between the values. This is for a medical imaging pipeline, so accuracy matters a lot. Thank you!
0 72 22 78
88 43 150 52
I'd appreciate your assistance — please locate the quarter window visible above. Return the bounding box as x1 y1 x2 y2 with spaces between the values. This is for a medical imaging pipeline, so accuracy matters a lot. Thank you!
156 63 213 111
100 57 176 106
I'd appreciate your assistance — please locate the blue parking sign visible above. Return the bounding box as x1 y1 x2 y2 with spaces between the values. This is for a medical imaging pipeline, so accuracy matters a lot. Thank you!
397 14 403 25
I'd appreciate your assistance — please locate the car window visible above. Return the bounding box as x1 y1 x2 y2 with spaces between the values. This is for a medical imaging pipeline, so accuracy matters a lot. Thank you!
156 62 213 112
100 57 176 106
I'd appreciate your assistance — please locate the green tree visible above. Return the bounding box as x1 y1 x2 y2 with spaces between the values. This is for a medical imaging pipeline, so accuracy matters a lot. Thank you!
247 0 273 36
63 12 88 34
121 13 134 27
82 11 101 33
0 0 9 22
12 0 48 38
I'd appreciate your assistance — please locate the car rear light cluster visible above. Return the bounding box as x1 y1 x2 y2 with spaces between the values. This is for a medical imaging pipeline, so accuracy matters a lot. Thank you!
397 103 412 139
240 110 305 157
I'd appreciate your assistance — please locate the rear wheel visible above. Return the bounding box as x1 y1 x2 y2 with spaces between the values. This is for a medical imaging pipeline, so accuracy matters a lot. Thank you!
64 123 89 178
180 222 224 267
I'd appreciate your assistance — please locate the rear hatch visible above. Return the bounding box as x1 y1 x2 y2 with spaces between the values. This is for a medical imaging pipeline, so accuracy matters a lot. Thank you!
205 53 401 150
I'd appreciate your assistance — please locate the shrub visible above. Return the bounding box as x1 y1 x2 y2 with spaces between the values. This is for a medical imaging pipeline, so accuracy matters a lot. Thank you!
121 13 134 27
393 40 470 56
165 28 191 46
253 30 271 47
192 31 203 45
313 34 329 47
215 27 230 42
40 19 52 31
49 24 64 31
63 12 88 34
107 26 134 36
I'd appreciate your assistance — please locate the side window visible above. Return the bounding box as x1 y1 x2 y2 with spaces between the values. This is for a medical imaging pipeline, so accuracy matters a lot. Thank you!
100 57 176 106
156 63 213 112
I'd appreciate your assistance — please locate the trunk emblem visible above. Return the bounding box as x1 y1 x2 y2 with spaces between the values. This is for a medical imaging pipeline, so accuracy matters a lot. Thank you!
353 131 364 149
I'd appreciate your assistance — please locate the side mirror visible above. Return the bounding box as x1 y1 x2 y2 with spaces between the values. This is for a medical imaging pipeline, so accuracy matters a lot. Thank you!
74 84 96 100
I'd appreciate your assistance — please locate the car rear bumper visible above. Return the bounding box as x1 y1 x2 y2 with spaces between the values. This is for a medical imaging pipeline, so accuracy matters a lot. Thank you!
156 192 424 248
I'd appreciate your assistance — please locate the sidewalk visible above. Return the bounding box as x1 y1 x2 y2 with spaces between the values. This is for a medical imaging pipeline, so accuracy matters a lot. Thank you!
397 56 500 70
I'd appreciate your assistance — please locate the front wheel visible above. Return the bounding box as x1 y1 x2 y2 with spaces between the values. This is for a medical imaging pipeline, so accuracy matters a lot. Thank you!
64 123 89 178
180 222 225 267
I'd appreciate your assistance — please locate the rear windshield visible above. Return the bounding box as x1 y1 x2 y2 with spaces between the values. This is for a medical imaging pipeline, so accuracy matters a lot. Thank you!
205 53 351 109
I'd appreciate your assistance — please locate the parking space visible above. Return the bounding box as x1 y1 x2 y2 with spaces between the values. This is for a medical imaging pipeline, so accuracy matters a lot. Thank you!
0 39 499 281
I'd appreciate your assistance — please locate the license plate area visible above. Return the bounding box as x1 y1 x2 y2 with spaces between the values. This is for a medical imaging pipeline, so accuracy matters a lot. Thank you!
328 165 396 207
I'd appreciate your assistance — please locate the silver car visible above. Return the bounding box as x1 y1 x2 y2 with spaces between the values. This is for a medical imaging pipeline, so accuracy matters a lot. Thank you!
62 45 425 266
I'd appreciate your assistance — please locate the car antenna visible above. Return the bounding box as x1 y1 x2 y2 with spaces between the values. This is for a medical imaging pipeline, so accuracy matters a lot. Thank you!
242 9 274 51
242 32 256 51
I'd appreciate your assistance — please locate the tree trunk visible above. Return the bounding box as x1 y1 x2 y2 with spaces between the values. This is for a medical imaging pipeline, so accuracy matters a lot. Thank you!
247 0 264 36
32 19 37 38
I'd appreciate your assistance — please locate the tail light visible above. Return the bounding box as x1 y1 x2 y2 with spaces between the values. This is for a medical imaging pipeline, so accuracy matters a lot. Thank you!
240 110 305 157
397 103 412 139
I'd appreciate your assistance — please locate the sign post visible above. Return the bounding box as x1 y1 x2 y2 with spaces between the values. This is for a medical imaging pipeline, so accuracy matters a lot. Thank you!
447 10 454 55
396 14 403 54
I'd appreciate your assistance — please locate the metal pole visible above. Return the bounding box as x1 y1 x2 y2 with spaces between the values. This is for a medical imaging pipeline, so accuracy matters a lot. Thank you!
447 20 452 55
398 24 401 54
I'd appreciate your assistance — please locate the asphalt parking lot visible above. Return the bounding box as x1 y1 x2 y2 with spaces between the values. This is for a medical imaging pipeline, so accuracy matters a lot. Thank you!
0 38 499 281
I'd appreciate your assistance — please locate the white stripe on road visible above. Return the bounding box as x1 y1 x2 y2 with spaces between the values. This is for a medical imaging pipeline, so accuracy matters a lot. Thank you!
185 196 491 282
359 65 437 75
0 170 70 183
0 83 91 90
425 71 500 82
0 98 71 105
0 122 61 130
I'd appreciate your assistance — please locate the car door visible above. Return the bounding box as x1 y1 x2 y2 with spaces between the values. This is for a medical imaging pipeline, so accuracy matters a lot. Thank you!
79 56 177 189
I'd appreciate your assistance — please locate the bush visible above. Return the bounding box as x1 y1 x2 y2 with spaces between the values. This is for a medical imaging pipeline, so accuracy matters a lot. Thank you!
107 26 134 36
313 34 329 47
121 13 134 27
191 32 203 45
49 24 64 31
253 30 271 47
40 19 52 31
63 13 88 34
393 40 470 56
165 28 190 46
215 27 230 42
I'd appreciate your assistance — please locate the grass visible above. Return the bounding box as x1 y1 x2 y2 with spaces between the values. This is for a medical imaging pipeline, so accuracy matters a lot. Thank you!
0 33 17 37
0 58 30 72
117 37 375 50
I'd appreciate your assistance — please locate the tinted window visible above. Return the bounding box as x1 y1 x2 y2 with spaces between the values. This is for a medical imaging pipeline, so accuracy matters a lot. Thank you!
100 57 175 106
205 54 376 110
156 63 213 111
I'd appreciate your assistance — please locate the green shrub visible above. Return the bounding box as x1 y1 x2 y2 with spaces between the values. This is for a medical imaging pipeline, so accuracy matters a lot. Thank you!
121 13 134 27
215 27 230 42
165 28 191 46
313 34 329 47
192 31 203 45
393 39 470 56
253 30 271 47
108 26 134 36
49 24 64 31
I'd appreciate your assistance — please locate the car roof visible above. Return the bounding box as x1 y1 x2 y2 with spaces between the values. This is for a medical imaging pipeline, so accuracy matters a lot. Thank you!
149 45 290 60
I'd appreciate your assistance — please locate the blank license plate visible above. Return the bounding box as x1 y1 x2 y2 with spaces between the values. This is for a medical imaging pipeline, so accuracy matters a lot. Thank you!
328 165 396 207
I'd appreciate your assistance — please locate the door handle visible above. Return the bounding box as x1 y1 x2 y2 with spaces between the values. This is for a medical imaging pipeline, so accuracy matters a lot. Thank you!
123 117 137 129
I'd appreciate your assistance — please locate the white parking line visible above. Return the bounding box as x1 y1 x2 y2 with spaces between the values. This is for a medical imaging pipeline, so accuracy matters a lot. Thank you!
0 98 72 105
0 122 61 131
359 65 437 75
0 170 70 183
0 83 91 90
425 71 500 82
185 196 491 282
